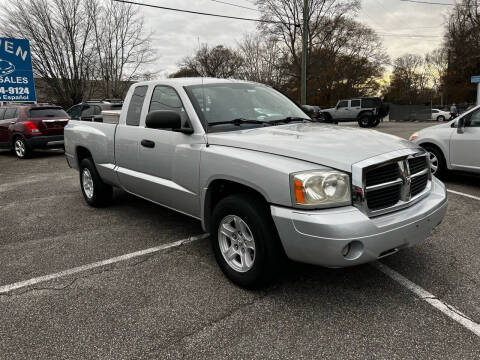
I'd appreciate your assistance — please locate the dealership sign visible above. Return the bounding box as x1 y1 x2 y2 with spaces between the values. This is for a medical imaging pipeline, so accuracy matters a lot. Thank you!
0 38 36 102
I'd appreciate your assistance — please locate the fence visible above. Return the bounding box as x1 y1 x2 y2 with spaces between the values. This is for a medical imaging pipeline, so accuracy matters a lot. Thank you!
389 104 475 121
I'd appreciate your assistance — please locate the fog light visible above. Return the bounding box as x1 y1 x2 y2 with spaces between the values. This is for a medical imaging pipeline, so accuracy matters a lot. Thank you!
341 241 364 260
341 244 351 257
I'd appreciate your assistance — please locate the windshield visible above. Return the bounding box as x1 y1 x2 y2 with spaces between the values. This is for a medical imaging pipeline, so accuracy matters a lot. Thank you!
185 83 309 131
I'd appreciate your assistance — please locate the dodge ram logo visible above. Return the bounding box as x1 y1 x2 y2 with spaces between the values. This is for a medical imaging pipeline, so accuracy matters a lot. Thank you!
0 59 15 77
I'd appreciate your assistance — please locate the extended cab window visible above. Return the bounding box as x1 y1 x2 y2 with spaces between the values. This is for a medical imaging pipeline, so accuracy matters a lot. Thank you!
337 101 348 108
149 86 189 127
126 86 148 126
351 100 360 107
362 99 375 108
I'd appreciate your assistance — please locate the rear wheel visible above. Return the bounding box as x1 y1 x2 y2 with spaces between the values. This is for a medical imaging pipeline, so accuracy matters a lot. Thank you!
13 137 31 159
358 114 371 128
210 194 283 288
437 115 445 122
79 158 113 207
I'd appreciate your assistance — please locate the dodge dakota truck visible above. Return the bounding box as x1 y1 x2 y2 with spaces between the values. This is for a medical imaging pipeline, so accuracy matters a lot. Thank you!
64 78 447 288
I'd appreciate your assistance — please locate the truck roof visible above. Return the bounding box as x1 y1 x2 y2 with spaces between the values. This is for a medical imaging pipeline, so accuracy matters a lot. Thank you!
134 77 259 87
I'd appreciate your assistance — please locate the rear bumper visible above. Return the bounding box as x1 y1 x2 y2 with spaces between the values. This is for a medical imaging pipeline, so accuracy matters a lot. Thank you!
26 135 64 149
271 176 447 267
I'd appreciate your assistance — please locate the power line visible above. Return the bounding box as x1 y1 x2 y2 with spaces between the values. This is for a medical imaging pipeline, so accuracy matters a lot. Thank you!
208 0 258 12
399 0 456 5
112 0 299 26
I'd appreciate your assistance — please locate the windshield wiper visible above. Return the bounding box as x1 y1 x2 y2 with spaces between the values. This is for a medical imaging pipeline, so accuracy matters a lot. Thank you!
268 117 312 125
208 118 272 127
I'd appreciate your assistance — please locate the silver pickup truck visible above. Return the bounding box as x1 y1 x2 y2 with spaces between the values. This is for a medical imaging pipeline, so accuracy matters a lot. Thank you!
65 78 447 288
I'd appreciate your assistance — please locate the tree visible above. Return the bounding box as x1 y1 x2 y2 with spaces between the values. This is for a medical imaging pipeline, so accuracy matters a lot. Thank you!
86 0 155 99
236 33 288 88
1 0 95 107
383 54 435 104
0 0 155 107
177 44 244 78
443 0 480 103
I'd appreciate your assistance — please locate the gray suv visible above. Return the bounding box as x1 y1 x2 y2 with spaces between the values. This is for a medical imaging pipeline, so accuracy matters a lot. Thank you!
322 97 389 127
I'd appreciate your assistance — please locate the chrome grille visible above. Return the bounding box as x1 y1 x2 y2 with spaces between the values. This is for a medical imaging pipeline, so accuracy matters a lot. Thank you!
353 150 431 217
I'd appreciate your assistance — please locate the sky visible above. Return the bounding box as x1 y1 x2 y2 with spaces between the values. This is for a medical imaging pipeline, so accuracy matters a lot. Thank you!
137 0 451 77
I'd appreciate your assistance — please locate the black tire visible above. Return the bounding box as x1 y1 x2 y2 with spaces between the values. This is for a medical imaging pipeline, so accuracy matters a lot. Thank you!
358 114 371 128
12 136 31 159
210 194 284 288
79 158 113 207
371 117 381 127
322 112 334 123
422 145 446 178
437 115 445 122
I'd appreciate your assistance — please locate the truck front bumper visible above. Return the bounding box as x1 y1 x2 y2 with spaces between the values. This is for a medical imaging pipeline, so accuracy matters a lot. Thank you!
271 177 447 267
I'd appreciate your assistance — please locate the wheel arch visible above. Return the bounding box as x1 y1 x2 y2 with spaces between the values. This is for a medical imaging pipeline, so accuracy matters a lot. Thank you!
418 141 449 169
202 178 270 233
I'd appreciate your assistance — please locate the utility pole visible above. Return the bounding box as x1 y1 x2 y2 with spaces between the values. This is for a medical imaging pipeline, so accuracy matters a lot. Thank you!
301 0 308 105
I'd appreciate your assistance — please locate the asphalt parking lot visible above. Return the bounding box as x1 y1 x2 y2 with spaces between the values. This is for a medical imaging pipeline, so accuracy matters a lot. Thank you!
1 121 479 359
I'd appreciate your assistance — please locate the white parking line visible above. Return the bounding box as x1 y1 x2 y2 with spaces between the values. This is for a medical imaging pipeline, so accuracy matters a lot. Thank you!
447 189 480 201
373 262 480 337
0 234 209 295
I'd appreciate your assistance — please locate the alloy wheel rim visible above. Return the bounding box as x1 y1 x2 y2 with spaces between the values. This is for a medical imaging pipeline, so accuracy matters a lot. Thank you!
82 168 94 199
218 215 256 273
15 140 25 157
429 152 438 174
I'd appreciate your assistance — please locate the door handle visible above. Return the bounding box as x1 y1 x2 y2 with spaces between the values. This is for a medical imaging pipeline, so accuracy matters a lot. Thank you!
141 139 155 148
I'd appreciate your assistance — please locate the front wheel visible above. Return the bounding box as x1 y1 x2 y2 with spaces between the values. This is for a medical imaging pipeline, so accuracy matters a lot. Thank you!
79 158 113 207
423 145 446 177
210 194 283 288
437 115 445 122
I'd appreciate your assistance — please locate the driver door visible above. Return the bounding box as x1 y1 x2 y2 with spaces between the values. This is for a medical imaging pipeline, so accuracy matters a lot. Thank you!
450 108 480 173
335 100 349 121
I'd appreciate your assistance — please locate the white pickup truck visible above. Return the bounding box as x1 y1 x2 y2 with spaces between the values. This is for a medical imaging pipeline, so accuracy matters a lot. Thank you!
65 78 447 288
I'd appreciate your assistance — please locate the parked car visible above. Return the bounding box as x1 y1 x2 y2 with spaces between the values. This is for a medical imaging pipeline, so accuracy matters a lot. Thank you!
300 105 325 121
0 104 69 158
410 105 480 176
65 78 447 288
431 108 450 122
66 99 123 122
322 97 389 127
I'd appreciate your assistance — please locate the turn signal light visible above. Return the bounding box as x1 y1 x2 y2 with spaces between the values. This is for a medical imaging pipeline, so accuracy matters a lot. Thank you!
24 121 39 133
294 179 306 203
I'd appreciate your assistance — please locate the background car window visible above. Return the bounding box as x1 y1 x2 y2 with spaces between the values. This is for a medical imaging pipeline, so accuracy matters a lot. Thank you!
81 106 93 117
361 99 375 108
337 101 348 108
68 105 82 119
351 100 360 107
432 110 438 114
29 108 68 117
467 109 480 127
149 86 188 127
0 108 6 120
126 86 148 126
4 108 17 119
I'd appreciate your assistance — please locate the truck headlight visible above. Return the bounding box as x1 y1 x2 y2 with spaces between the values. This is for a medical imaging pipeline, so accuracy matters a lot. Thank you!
291 170 351 208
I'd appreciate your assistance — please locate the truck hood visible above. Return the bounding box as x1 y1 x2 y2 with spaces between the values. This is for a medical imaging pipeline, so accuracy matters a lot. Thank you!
207 123 419 172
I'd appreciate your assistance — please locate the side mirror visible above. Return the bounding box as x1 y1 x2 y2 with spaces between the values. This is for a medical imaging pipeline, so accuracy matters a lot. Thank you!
457 117 465 134
146 110 181 130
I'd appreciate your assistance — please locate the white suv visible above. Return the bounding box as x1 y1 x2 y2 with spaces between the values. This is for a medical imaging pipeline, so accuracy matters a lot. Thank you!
410 105 480 176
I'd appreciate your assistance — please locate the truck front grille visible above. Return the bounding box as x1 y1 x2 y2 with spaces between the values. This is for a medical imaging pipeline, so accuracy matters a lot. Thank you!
362 153 430 215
